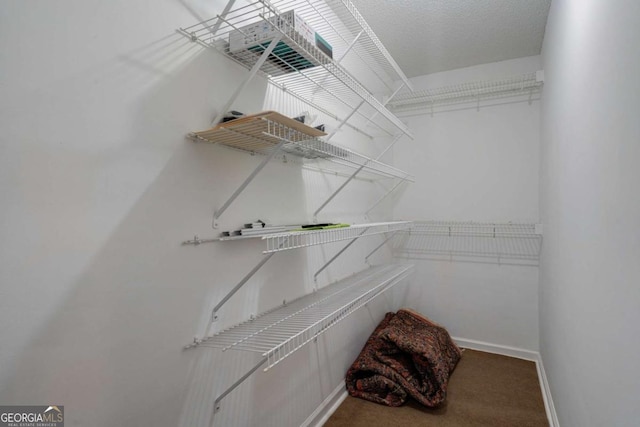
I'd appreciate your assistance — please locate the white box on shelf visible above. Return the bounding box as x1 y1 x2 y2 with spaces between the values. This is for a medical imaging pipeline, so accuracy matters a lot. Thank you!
229 10 314 52
228 10 333 73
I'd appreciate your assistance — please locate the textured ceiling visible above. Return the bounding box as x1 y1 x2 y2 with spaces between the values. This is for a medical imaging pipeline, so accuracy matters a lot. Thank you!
349 0 551 78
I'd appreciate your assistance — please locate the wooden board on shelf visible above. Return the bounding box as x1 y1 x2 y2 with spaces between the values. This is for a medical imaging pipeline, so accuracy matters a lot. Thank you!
190 111 327 156
196 111 327 138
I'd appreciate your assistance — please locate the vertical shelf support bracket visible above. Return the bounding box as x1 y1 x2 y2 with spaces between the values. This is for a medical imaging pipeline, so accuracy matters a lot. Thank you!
208 238 288 328
314 133 403 220
206 0 237 39
363 82 405 129
211 357 268 426
213 137 287 228
210 253 276 323
324 99 366 142
312 30 363 96
211 35 283 126
364 231 400 265
365 178 407 217
338 30 364 63
313 228 370 283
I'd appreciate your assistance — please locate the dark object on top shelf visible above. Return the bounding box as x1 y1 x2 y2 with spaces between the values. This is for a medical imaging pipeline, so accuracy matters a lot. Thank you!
221 110 245 122
244 220 266 229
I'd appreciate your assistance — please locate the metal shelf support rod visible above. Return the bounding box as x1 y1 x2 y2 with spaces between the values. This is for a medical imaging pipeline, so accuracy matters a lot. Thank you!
312 30 363 96
265 23 411 138
363 82 405 129
211 253 276 320
325 100 366 142
207 0 237 39
313 228 370 283
313 133 402 219
365 177 406 215
212 136 287 227
364 231 399 264
338 30 364 64
209 237 289 327
268 80 374 139
210 35 283 126
211 357 267 424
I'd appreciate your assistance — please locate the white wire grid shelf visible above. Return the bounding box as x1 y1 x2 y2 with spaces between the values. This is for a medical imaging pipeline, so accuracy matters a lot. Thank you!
178 0 413 138
388 72 544 114
308 0 412 90
216 221 412 248
191 113 414 181
198 263 414 370
393 221 542 265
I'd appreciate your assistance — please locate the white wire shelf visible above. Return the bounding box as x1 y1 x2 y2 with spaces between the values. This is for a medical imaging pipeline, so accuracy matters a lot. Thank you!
178 0 413 138
191 112 414 181
263 221 412 251
393 221 542 265
217 221 412 248
198 263 414 370
272 0 412 90
389 72 544 114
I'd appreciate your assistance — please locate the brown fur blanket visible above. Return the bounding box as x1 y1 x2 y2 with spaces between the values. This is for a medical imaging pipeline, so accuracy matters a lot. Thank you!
345 309 462 407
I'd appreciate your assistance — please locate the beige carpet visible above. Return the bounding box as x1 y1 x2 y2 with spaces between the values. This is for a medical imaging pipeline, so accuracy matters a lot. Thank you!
324 349 548 427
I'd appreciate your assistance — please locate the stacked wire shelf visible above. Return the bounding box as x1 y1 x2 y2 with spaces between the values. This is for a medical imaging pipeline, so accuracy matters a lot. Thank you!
261 221 412 252
192 112 414 181
214 221 412 248
179 2 415 423
178 0 413 138
393 221 542 265
198 263 414 370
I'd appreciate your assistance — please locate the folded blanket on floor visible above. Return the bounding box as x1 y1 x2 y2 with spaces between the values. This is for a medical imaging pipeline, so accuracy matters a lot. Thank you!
345 309 462 407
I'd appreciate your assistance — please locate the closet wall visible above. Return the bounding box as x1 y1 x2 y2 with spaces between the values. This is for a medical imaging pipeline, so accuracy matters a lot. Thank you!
391 56 542 351
0 1 401 426
540 0 640 425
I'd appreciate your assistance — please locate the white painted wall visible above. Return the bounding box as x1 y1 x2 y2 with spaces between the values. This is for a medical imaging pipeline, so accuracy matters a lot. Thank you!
540 1 640 426
392 57 541 351
0 1 400 426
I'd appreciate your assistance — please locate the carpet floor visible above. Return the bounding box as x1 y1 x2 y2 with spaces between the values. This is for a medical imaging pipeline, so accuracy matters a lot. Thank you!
324 349 548 427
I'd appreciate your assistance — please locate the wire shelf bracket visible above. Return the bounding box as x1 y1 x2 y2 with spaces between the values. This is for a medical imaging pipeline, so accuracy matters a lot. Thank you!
188 221 412 344
364 230 399 265
178 0 414 139
190 112 413 227
364 177 409 218
202 263 414 426
312 227 369 284
211 34 283 127
313 132 403 220
212 136 287 228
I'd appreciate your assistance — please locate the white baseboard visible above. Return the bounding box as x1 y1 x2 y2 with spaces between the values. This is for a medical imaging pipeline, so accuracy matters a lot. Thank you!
453 337 540 361
535 354 560 427
302 382 348 427
453 337 559 427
